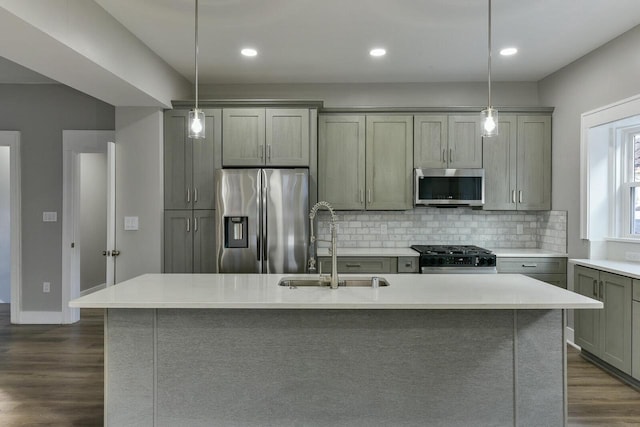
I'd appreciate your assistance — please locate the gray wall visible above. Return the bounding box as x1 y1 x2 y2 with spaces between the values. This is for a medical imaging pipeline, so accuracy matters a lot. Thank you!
539 24 640 260
0 84 114 312
79 152 107 292
201 82 540 108
0 146 9 302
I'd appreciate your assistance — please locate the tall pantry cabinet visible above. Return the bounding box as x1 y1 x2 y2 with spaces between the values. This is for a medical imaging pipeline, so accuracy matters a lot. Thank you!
163 109 219 273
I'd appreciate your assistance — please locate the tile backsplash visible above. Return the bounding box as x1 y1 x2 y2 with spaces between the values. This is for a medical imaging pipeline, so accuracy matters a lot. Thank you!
316 208 567 252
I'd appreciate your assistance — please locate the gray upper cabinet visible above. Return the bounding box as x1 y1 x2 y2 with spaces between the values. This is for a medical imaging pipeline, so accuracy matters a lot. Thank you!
366 115 413 210
164 109 217 210
414 115 448 168
222 108 309 167
447 115 483 168
318 115 366 210
319 114 412 210
483 114 551 210
414 114 482 168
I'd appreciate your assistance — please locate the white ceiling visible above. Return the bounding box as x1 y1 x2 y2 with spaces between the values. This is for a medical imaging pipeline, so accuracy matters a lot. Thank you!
88 0 640 85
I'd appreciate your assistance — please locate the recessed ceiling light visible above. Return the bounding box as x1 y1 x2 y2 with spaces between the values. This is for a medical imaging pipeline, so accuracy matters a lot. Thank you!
369 48 386 57
500 47 518 56
241 48 258 57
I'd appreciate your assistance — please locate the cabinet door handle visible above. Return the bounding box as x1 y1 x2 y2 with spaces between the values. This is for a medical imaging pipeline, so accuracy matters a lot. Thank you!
367 189 372 203
519 190 523 204
194 217 198 232
193 187 198 203
359 189 364 203
259 144 264 159
449 148 453 163
186 218 191 232
186 187 191 203
442 149 446 163
592 279 597 297
267 144 272 159
512 190 516 204
345 263 362 268
599 280 603 299
522 264 537 268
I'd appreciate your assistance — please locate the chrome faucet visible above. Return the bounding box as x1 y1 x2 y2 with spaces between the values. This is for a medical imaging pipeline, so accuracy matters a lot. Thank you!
308 201 339 289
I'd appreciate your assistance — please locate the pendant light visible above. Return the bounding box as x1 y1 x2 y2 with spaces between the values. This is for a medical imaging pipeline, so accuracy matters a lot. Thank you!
481 0 498 137
188 0 205 139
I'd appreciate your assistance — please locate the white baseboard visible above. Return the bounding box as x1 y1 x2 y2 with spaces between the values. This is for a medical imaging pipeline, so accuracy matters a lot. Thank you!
565 326 580 349
80 283 106 296
17 311 63 324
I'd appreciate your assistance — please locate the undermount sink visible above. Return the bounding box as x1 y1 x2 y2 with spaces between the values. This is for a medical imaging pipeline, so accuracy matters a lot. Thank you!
278 276 389 288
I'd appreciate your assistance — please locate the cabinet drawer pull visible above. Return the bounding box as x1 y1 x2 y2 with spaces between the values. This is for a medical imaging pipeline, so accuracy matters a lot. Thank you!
405 262 412 267
521 264 538 268
345 263 362 268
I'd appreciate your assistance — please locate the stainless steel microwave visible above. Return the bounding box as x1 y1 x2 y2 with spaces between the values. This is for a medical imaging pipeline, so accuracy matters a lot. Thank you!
414 168 485 207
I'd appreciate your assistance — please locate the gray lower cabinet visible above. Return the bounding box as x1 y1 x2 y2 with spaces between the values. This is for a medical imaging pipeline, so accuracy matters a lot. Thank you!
164 210 216 273
222 108 310 167
483 115 551 210
164 109 217 210
574 265 632 374
317 256 398 274
633 280 639 380
318 114 413 210
496 256 567 288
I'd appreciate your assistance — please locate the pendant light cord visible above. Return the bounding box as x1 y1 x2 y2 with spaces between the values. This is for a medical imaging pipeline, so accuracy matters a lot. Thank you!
487 0 492 108
194 0 199 110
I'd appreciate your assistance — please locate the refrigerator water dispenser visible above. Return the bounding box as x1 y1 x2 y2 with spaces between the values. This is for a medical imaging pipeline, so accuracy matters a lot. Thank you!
224 217 248 248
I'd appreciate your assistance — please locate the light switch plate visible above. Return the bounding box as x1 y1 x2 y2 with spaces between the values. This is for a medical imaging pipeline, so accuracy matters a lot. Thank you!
43 211 57 222
124 216 139 231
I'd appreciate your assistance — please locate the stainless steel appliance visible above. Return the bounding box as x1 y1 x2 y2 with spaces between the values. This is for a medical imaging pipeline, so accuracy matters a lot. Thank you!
414 168 485 207
411 245 497 274
215 168 309 273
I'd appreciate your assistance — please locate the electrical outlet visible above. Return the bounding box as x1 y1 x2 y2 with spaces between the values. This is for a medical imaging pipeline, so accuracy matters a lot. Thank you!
624 252 640 262
43 282 50 293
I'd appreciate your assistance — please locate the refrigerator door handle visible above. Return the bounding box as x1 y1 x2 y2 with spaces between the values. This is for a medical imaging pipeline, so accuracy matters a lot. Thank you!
257 172 262 262
261 169 268 270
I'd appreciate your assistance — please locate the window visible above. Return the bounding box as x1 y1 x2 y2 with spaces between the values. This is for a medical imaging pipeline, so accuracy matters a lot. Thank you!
620 132 640 237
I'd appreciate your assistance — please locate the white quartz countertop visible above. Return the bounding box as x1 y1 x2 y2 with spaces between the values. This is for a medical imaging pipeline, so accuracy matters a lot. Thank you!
316 247 418 257
69 273 601 310
492 249 568 257
570 259 640 279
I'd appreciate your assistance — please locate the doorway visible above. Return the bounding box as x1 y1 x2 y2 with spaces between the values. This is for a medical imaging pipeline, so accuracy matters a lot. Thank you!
0 131 21 324
62 130 115 323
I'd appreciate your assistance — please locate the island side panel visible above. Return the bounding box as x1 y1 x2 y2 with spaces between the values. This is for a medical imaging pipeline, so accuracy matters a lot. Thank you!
154 309 515 427
515 309 565 426
106 309 155 427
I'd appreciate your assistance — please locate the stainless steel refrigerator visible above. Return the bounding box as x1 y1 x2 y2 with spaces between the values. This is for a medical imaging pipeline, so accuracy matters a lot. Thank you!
215 168 309 273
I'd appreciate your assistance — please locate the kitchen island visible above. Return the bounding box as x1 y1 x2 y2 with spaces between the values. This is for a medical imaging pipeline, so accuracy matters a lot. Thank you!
70 273 601 427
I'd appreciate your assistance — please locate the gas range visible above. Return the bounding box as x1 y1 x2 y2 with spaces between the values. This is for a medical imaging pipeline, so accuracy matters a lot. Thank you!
410 245 497 274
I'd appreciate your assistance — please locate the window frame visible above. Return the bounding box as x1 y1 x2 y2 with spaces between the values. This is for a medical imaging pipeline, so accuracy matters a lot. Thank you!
618 130 640 239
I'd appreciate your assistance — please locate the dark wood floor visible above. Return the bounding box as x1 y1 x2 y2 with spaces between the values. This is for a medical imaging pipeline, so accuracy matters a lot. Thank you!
1 304 639 426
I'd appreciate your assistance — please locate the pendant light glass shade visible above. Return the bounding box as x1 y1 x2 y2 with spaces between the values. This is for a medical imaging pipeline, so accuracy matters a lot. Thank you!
481 0 498 137
188 0 205 139
188 108 205 139
481 107 498 137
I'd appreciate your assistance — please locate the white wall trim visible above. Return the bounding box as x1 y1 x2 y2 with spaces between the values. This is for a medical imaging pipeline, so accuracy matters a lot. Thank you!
0 131 22 324
62 130 114 324
565 326 577 349
580 92 640 240
18 310 63 324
